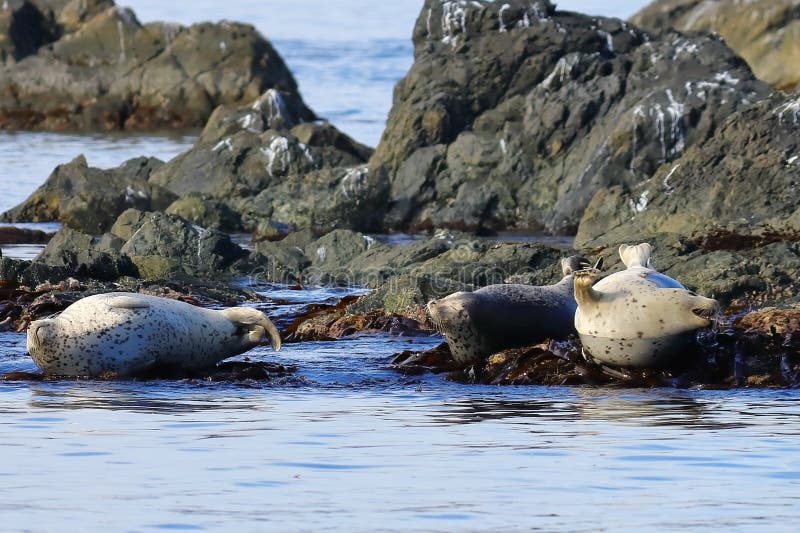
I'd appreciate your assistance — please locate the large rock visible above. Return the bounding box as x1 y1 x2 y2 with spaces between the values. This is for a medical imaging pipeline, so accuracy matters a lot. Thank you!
1 154 174 233
117 210 248 279
632 0 800 91
35 226 135 280
575 93 800 246
0 2 314 131
149 90 379 232
371 0 771 234
27 209 250 281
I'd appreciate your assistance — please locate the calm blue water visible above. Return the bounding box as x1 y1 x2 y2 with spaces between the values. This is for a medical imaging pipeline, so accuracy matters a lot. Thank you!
3 1 799 531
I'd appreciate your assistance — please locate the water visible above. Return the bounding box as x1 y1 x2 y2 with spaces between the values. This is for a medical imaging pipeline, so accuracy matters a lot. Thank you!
2 1 797 530
2 322 800 530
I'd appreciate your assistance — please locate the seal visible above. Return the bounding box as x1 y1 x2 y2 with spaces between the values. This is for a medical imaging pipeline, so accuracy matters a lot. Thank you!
26 292 281 377
427 256 594 365
573 243 718 368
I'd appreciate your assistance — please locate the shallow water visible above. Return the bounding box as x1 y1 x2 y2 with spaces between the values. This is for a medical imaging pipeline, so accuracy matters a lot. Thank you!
2 322 800 531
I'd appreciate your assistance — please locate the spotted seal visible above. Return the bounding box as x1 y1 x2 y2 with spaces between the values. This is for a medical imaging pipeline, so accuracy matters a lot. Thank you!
573 243 718 368
427 256 594 365
26 292 281 377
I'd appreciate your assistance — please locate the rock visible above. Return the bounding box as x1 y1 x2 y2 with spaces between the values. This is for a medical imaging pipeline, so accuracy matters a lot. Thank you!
370 0 771 234
165 193 242 232
35 226 136 280
632 0 800 91
1 155 174 233
149 90 377 233
0 3 313 131
118 211 248 279
575 94 800 246
303 229 386 284
0 225 53 244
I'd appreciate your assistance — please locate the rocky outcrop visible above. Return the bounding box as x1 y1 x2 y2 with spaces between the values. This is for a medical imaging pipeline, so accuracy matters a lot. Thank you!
148 91 379 233
1 154 174 233
576 92 800 244
7 209 250 282
4 83 381 233
370 0 771 234
0 1 313 131
631 0 800 91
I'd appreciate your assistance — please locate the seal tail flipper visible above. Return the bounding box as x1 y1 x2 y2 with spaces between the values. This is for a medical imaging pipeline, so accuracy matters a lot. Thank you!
619 243 653 268
262 316 282 352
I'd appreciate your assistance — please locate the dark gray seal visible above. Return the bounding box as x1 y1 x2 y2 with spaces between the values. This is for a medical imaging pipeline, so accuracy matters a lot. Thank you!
427 256 594 365
27 292 281 377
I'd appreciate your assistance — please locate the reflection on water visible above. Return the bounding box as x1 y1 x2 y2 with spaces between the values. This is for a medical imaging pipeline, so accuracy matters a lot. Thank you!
1 363 800 531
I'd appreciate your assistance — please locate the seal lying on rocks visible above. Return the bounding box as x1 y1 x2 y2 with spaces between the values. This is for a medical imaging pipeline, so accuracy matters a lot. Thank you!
427 256 594 365
573 243 718 368
26 292 281 377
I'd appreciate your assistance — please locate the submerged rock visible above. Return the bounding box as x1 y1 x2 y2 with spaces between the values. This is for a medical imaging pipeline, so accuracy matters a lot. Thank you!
371 0 771 234
0 2 313 131
632 0 800 91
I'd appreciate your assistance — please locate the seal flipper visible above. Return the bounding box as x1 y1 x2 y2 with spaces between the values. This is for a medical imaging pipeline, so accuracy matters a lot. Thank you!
219 308 282 351
572 269 602 307
619 243 653 269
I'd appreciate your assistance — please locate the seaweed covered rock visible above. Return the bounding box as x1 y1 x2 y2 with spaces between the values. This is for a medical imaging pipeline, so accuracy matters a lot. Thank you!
0 2 313 131
632 0 800 91
371 0 771 234
1 155 174 233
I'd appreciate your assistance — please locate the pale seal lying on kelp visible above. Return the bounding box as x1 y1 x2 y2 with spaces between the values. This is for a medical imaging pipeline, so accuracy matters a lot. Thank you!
27 292 281 377
573 243 718 368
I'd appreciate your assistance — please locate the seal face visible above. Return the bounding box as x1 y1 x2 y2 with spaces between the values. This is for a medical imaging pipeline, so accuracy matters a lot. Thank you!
573 243 718 368
427 256 592 365
26 292 281 377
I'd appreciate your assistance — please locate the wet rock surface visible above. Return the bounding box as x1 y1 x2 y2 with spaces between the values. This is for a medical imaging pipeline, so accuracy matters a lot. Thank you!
632 0 800 91
0 1 312 131
370 0 771 234
0 360 297 383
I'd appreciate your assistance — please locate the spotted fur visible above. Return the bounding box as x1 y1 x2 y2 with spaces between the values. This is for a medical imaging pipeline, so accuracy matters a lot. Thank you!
574 243 719 368
26 292 281 377
427 256 592 365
